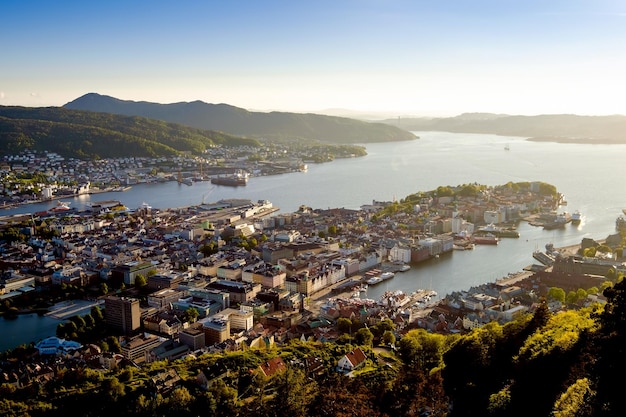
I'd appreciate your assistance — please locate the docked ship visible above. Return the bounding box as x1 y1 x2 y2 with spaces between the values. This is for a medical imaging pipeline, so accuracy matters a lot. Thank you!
380 271 395 281
472 233 499 245
544 212 571 229
366 276 383 286
211 170 249 187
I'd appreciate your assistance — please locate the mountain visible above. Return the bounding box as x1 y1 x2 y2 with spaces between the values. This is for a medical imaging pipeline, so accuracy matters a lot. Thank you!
64 93 417 143
382 112 626 144
0 106 259 159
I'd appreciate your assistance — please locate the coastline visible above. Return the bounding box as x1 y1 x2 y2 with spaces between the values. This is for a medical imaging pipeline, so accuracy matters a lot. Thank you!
526 136 626 145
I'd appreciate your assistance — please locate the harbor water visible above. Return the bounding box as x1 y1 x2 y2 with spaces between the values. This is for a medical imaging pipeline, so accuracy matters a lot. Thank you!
2 131 624 351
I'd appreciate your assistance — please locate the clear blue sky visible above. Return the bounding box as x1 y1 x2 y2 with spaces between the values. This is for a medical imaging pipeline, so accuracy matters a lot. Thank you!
2 0 626 116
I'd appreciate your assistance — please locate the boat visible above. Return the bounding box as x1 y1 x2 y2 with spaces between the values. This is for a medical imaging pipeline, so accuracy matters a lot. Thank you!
380 271 395 281
398 263 411 272
543 221 566 230
504 144 510 151
366 276 383 285
454 242 475 250
112 186 132 192
571 211 582 224
473 234 499 245
211 170 249 187
49 201 71 212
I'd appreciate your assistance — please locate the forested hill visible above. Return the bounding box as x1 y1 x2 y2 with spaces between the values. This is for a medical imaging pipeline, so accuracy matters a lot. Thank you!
0 106 259 159
64 93 417 144
383 113 626 144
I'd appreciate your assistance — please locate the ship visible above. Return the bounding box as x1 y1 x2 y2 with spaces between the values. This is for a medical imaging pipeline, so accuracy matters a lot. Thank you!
473 233 499 245
49 201 71 212
571 210 582 224
211 170 249 187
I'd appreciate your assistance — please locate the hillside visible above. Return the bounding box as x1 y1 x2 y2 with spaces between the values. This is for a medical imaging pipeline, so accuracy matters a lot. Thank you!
64 93 417 144
383 113 626 144
0 106 260 159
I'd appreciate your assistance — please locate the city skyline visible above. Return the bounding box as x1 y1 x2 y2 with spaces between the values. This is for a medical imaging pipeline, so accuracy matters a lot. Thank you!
2 0 626 117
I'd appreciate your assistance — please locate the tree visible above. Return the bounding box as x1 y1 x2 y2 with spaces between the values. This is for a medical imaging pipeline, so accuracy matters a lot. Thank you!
355 327 374 347
552 378 594 417
382 330 396 346
183 307 199 323
134 274 147 288
566 291 578 305
166 386 193 413
337 318 353 334
547 287 566 303
91 305 104 322
101 376 125 402
266 367 317 417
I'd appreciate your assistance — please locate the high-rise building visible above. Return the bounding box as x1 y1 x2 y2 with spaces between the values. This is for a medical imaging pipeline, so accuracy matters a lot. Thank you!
104 296 141 334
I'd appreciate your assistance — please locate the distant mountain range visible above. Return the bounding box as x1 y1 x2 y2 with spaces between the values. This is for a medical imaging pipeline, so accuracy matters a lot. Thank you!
382 112 626 144
64 93 417 144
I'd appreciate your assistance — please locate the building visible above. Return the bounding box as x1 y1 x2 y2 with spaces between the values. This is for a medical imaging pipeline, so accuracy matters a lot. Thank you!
179 326 206 350
219 308 254 331
147 288 185 309
258 356 286 377
120 334 162 363
206 279 261 304
110 261 156 286
336 347 367 373
147 273 184 290
201 317 230 346
104 296 141 334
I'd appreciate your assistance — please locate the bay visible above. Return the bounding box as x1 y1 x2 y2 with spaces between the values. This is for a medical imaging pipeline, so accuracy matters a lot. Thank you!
2 131 624 351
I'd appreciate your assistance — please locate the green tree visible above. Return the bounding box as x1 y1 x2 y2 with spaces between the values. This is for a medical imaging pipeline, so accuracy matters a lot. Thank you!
488 387 512 415
166 386 193 413
552 378 594 417
91 305 104 321
382 330 396 346
337 317 353 334
547 287 566 303
267 367 317 417
101 376 125 402
355 327 374 347
183 307 199 323
134 274 147 288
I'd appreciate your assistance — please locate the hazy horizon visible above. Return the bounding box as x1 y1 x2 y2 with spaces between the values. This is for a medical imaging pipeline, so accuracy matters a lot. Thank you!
3 1 626 117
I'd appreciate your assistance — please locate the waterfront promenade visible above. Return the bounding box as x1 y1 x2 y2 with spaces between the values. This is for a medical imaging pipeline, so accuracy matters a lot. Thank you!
44 299 104 320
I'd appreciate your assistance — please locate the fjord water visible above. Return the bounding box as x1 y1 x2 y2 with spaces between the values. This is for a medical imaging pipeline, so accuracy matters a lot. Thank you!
2 131 625 351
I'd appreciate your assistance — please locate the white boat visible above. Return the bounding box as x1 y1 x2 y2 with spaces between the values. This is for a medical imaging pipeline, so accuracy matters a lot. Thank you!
49 201 71 212
366 276 383 285
380 271 395 281
571 210 582 224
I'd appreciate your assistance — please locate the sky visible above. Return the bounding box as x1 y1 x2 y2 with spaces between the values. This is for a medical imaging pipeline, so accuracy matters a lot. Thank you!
2 0 626 117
